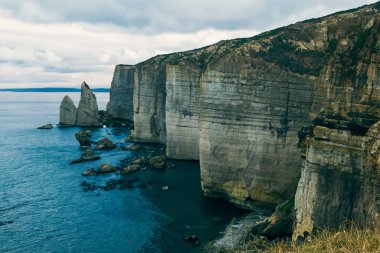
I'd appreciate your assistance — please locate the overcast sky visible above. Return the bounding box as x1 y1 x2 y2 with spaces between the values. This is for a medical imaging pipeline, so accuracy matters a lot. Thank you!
0 0 377 88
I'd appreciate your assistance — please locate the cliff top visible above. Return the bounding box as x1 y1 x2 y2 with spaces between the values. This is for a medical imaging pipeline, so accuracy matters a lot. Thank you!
136 1 380 76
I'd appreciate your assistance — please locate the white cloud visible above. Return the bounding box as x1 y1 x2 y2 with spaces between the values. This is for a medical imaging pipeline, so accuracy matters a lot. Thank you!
0 0 377 88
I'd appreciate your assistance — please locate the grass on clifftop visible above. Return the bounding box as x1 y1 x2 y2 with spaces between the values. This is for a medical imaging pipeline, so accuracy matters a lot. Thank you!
227 223 380 253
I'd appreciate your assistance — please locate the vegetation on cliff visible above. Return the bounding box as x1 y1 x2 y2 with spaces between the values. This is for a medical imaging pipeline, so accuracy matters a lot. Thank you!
213 223 380 253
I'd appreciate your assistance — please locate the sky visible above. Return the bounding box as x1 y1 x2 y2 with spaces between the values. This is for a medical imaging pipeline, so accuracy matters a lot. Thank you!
0 0 377 88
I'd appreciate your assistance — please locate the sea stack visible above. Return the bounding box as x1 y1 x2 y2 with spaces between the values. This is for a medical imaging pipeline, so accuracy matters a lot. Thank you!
59 82 101 127
59 95 77 125
76 82 101 126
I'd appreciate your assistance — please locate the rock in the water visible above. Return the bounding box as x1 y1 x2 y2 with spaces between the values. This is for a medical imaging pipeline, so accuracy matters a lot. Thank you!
161 185 169 191
70 149 100 164
97 163 117 174
59 95 77 126
184 235 199 246
37 123 54 129
121 143 139 151
75 130 92 147
95 138 116 150
76 82 101 126
120 165 140 175
149 155 166 170
82 168 97 176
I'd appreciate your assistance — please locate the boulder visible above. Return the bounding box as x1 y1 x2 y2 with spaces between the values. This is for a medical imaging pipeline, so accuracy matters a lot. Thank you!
59 95 77 126
120 165 140 175
82 168 97 176
76 82 101 126
121 143 139 151
148 155 166 170
70 149 100 164
37 123 54 129
75 130 92 147
95 138 116 150
97 163 117 174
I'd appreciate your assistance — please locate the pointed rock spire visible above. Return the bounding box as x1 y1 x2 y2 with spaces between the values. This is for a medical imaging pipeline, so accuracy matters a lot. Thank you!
76 81 101 126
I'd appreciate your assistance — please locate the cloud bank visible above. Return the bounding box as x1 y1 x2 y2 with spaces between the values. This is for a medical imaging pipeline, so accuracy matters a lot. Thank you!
0 0 376 88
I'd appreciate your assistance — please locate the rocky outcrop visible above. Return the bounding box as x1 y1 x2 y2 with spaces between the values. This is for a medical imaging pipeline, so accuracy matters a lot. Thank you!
76 82 101 126
106 65 134 121
105 2 380 234
293 125 380 239
75 130 92 147
59 95 77 125
59 82 101 126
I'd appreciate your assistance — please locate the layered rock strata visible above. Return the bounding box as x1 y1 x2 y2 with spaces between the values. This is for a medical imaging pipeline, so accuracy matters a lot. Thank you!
104 2 380 233
106 65 134 121
294 125 380 239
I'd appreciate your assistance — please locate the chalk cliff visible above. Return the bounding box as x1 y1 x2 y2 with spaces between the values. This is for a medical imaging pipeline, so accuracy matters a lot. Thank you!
104 2 380 233
106 65 134 121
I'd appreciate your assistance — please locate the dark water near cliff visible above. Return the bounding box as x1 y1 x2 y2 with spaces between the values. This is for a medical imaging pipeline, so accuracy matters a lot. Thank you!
0 92 243 253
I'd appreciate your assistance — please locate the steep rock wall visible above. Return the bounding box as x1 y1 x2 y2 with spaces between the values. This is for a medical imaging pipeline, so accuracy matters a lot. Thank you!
106 3 380 230
166 64 201 160
294 125 380 239
133 61 167 143
106 65 134 121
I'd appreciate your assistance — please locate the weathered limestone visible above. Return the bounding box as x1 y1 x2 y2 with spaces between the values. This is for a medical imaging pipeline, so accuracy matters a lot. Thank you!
59 95 77 125
293 125 380 239
199 66 315 207
165 64 201 160
133 61 167 143
106 65 134 121
103 2 380 234
76 82 101 126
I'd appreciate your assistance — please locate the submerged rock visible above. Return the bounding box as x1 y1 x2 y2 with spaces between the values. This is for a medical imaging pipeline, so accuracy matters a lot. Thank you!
37 123 54 129
120 165 140 175
59 95 77 126
70 149 100 164
148 155 166 170
82 168 97 176
97 163 117 174
95 138 116 150
121 143 139 151
75 130 92 147
184 235 199 246
76 82 101 127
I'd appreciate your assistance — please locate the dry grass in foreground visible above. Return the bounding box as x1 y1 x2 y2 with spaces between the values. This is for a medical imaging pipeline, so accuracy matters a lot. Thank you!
264 224 380 253
224 223 380 253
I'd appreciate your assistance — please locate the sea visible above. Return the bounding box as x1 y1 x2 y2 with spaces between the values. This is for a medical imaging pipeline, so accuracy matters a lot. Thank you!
0 92 244 253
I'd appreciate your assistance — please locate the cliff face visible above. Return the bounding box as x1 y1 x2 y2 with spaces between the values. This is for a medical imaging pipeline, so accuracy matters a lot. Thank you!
106 65 134 121
166 64 201 160
294 125 380 239
106 2 380 232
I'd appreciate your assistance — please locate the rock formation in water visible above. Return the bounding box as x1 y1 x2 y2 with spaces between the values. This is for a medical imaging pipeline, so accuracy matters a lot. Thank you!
59 95 77 125
76 82 101 126
99 2 380 235
59 82 101 127
106 65 134 121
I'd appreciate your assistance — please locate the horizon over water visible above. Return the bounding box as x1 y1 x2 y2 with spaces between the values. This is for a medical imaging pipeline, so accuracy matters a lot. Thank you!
0 92 243 253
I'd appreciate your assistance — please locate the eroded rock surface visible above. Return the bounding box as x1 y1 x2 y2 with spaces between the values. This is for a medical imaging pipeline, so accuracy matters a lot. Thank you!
294 125 380 239
59 95 77 125
76 82 101 126
106 65 134 121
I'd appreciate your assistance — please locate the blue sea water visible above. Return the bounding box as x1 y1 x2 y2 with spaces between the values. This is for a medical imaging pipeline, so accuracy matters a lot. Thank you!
0 92 242 253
